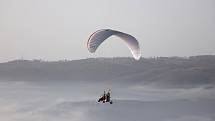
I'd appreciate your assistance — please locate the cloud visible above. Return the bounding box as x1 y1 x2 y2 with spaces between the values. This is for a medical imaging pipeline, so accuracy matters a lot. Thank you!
166 115 214 121
1 98 215 121
130 85 215 100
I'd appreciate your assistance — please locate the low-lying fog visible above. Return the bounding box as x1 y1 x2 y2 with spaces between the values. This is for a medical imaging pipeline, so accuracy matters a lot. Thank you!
0 56 215 121
1 80 215 121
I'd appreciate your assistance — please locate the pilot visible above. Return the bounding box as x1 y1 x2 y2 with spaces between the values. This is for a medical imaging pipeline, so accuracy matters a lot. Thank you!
106 90 110 102
98 91 106 103
103 91 106 103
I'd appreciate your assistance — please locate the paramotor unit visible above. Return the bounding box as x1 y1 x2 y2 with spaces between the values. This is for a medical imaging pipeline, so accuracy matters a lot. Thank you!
98 89 113 104
87 29 141 104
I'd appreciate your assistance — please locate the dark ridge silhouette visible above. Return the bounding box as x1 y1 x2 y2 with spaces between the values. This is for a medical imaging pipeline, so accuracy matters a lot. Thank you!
0 55 215 88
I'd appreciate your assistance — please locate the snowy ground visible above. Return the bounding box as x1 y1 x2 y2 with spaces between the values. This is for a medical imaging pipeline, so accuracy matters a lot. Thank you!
0 80 215 121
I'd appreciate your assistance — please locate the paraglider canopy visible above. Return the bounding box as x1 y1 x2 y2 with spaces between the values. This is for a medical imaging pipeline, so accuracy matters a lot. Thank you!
87 29 141 60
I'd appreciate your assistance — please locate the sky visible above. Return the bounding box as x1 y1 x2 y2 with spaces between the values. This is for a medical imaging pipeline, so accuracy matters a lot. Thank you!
0 0 215 62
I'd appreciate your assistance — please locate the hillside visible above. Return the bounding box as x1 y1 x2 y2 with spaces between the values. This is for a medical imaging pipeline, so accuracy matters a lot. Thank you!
0 55 215 88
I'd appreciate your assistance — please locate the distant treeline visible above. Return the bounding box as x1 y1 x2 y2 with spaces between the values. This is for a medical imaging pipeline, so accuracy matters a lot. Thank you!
0 55 215 88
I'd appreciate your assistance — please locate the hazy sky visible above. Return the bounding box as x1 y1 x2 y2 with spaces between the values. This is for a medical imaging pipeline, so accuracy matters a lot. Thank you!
0 0 215 62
